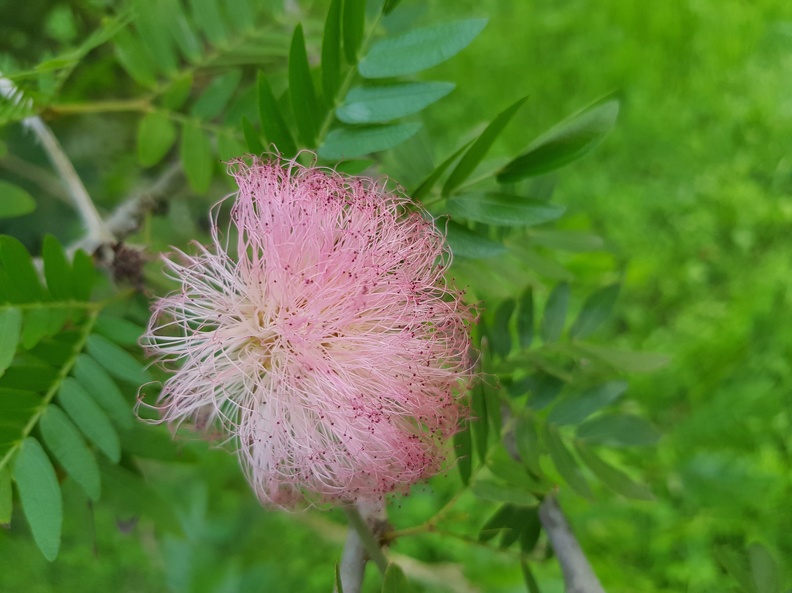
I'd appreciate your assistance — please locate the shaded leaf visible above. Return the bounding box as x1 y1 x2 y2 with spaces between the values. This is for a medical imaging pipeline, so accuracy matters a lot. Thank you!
498 99 619 183
289 24 320 147
544 424 592 499
453 422 472 485
161 74 193 110
337 82 454 124
191 70 241 120
0 307 22 376
541 282 569 342
0 466 11 524
242 116 265 153
180 120 214 193
443 95 527 195
318 123 421 160
749 543 781 593
547 380 628 426
93 316 144 347
257 73 296 155
382 563 414 593
520 559 541 593
322 0 343 102
411 140 473 200
189 0 229 46
487 449 541 490
479 504 515 542
574 440 653 500
471 383 488 461
58 378 121 462
14 437 62 560
72 354 133 429
0 235 44 302
359 19 488 78
576 413 661 448
517 286 534 349
574 342 671 373
71 250 96 301
0 181 36 219
334 159 374 175
342 0 365 64
114 28 158 88
42 235 73 300
85 334 152 385
715 547 758 593
40 405 101 501
570 284 620 339
444 221 505 259
470 480 538 506
446 192 565 227
528 229 604 252
490 298 515 359
515 414 542 476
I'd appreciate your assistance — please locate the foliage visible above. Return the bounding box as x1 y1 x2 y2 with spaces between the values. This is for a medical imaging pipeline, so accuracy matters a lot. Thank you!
0 0 789 592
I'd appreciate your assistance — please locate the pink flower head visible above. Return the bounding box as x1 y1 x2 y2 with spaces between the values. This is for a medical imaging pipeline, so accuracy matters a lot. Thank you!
143 155 474 508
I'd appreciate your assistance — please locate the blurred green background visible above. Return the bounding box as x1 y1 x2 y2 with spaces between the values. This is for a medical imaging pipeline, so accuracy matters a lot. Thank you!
1 0 791 591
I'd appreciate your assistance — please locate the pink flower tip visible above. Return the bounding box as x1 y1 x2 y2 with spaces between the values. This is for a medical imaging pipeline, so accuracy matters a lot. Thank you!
142 154 476 508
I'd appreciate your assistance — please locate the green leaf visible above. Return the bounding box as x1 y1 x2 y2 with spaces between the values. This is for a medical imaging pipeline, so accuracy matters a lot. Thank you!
453 422 472 485
133 0 178 76
161 0 202 62
520 559 541 593
342 0 365 64
191 70 241 120
14 437 62 560
383 0 401 15
180 120 214 193
715 548 758 593
42 235 73 300
359 19 488 79
382 563 413 593
85 334 152 385
749 543 781 593
570 284 620 339
71 249 96 301
337 82 454 124
289 24 320 147
446 192 566 227
479 503 515 542
21 308 60 350
443 95 527 195
257 73 296 155
189 0 229 46
444 221 505 259
0 307 22 376
487 449 542 490
544 424 592 499
93 316 144 347
335 564 345 593
322 0 343 103
114 27 158 88
72 354 133 429
58 378 121 462
334 159 374 175
242 116 265 153
576 413 661 448
222 0 255 33
528 229 604 252
515 414 542 476
497 99 620 183
519 508 542 554
0 466 11 524
161 74 193 110
411 139 474 200
547 380 628 426
574 342 671 373
217 130 247 160
574 440 653 500
137 111 177 167
490 298 515 359
541 282 569 342
0 235 44 302
471 383 488 461
39 405 101 501
0 181 36 219
470 480 538 506
118 425 193 462
517 286 534 349
318 123 421 160
499 506 538 549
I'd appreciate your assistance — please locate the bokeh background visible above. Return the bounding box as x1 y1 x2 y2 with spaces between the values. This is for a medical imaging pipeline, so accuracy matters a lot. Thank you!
1 0 791 591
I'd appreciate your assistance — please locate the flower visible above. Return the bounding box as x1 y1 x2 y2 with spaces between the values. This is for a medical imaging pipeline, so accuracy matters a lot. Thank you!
143 155 474 507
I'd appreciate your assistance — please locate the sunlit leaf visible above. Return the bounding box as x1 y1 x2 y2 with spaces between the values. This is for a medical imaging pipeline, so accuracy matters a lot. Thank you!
72 354 133 429
359 19 488 78
0 181 36 219
40 405 101 501
137 112 177 168
93 316 144 347
85 334 152 385
497 99 619 183
41 235 73 300
0 307 22 376
337 82 454 124
0 236 44 302
114 27 158 87
14 437 62 560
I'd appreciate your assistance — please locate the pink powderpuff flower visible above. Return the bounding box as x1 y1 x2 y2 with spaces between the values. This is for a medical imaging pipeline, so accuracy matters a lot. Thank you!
142 155 475 508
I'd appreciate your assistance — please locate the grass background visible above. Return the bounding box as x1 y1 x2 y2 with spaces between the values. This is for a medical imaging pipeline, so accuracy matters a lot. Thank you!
2 0 792 591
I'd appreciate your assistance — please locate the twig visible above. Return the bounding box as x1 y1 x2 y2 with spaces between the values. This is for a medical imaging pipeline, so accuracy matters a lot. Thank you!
337 500 388 593
538 493 606 593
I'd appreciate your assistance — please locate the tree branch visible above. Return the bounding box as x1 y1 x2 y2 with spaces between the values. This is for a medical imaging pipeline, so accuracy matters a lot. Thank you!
337 500 388 593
